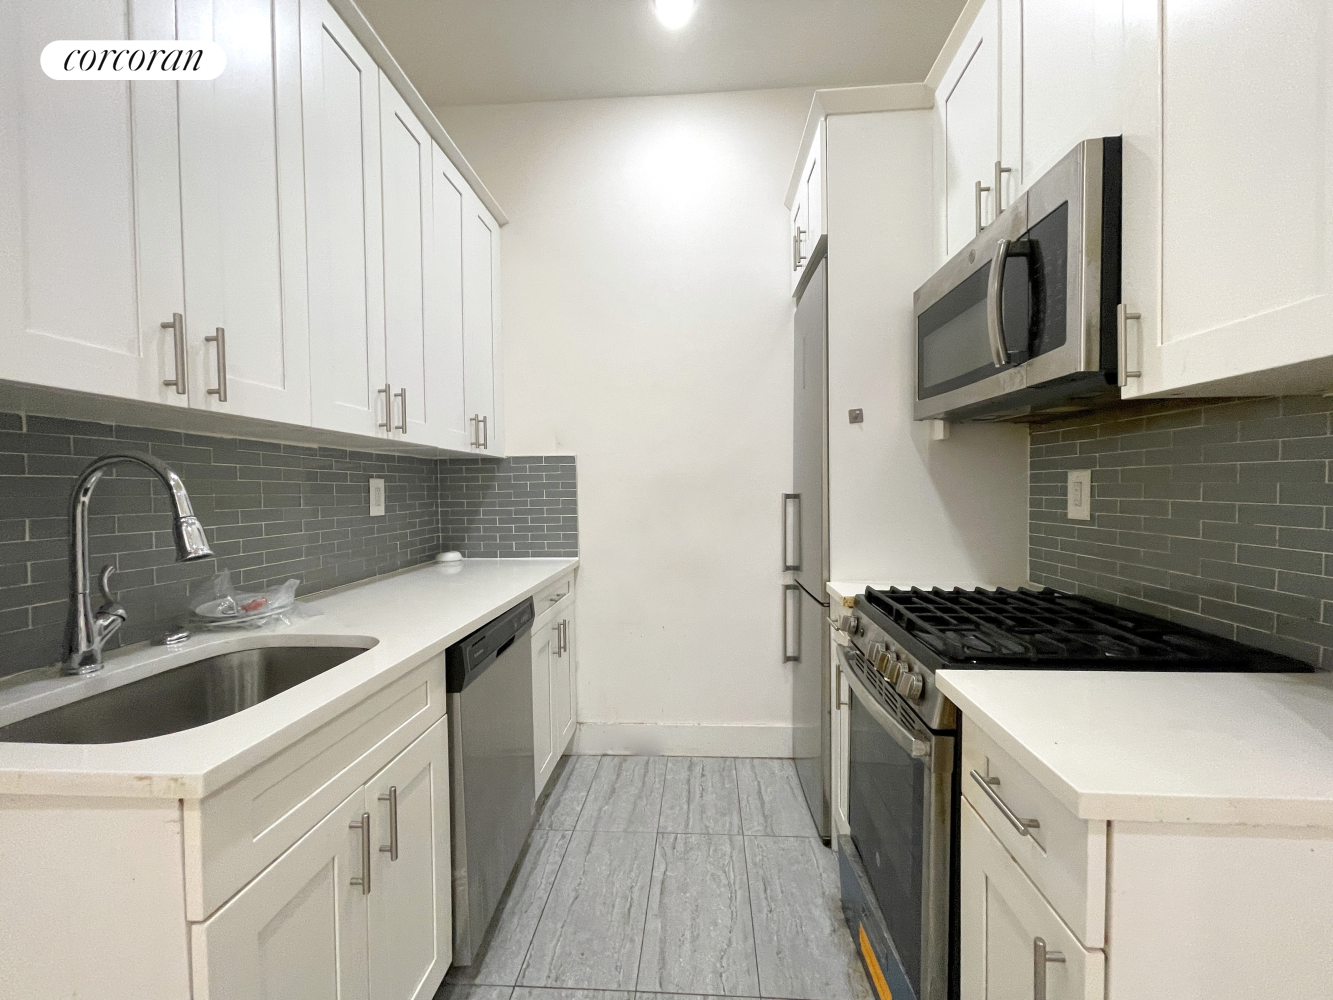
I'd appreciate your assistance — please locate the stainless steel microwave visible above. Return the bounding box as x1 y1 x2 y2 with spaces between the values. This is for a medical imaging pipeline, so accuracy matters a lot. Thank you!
914 137 1122 422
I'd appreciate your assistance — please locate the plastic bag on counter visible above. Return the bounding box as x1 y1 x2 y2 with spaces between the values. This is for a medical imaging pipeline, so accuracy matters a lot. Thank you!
189 570 318 630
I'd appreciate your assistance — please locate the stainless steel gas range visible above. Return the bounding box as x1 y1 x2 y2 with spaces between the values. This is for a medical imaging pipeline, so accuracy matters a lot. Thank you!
835 585 1313 1000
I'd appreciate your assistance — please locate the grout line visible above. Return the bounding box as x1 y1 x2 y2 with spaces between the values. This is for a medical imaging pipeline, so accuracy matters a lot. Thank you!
738 757 765 999
633 756 670 994
508 761 588 991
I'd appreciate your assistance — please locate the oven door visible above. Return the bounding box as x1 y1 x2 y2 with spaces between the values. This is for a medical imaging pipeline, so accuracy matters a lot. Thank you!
838 645 954 1000
913 137 1119 422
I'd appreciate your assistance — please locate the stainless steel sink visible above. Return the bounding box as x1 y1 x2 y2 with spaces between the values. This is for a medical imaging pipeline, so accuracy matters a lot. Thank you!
0 645 370 744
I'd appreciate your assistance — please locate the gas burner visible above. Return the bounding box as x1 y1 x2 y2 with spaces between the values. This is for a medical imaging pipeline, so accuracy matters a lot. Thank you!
859 585 1314 672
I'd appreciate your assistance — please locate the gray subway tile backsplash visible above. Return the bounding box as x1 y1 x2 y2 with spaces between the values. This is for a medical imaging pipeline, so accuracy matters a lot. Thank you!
1029 396 1333 669
0 412 576 678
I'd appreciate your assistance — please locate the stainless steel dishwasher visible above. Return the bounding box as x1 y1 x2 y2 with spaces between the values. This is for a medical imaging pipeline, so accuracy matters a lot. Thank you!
446 597 536 965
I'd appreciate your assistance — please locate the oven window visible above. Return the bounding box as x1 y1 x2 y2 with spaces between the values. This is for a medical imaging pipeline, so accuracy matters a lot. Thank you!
848 689 925 993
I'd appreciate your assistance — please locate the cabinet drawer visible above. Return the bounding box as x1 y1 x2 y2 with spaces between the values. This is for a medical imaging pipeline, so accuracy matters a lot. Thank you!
184 654 448 920
533 573 574 617
962 717 1106 947
961 799 1104 1000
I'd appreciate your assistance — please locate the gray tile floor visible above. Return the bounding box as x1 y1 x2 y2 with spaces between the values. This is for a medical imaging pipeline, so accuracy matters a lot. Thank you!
439 755 873 1000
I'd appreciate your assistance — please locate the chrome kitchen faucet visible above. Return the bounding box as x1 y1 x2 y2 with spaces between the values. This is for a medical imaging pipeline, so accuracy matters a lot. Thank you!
63 451 214 675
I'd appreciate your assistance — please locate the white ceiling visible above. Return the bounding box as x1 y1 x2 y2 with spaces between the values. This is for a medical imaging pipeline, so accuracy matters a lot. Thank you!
354 0 966 107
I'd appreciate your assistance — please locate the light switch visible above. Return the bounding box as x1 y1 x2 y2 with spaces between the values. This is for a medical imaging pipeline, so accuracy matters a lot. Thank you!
1067 469 1092 520
369 478 386 517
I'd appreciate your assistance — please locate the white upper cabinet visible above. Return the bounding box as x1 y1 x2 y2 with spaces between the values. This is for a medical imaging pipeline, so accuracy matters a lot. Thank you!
302 0 387 437
425 145 472 452
1001 0 1122 192
379 75 433 442
177 0 311 425
0 0 187 406
939 0 1000 260
790 124 823 294
463 194 502 454
1122 0 1333 398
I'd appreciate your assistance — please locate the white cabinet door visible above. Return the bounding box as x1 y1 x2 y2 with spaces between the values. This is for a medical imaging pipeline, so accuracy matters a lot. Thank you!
790 194 808 291
0 0 188 405
379 76 434 443
191 787 369 1000
791 125 824 294
1123 0 1333 399
177 0 311 425
1002 0 1122 191
301 0 387 437
960 800 1104 1000
940 0 1000 259
426 143 473 452
462 194 500 453
551 603 577 756
366 716 451 1000
532 619 556 792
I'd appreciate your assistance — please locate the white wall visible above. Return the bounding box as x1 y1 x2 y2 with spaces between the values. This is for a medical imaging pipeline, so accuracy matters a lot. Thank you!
439 88 813 755
825 112 1029 586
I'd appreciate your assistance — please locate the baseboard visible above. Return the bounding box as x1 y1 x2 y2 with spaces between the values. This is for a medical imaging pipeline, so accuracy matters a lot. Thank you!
571 723 795 758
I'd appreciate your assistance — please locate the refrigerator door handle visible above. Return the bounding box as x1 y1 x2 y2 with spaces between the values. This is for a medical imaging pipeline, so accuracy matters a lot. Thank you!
783 584 801 662
782 494 801 571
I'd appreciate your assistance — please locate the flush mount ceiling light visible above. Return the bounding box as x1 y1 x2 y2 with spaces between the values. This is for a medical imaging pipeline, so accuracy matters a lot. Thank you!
655 0 697 30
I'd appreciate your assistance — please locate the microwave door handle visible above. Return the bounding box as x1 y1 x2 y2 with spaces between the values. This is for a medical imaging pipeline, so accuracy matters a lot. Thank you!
986 238 1011 367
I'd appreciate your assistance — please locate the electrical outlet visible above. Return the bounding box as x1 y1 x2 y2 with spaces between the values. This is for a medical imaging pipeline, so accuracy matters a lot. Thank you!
1067 469 1092 520
369 478 385 517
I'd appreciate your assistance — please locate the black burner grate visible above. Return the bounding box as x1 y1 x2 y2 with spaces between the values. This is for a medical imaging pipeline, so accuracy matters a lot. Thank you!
862 585 1312 671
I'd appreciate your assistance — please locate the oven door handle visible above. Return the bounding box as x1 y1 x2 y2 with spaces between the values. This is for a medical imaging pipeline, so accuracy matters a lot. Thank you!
836 646 931 760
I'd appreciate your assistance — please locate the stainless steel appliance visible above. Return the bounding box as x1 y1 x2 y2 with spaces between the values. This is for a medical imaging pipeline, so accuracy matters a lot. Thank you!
914 138 1123 422
446 597 536 965
785 255 831 842
838 585 1313 1000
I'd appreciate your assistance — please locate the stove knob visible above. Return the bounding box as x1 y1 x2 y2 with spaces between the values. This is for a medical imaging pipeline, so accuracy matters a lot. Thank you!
875 651 893 674
886 658 903 684
896 670 924 701
839 614 861 636
867 641 884 664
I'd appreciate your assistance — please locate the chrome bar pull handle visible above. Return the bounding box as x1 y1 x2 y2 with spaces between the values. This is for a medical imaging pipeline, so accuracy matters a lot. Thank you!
975 180 992 235
394 387 408 433
205 327 228 402
994 161 1012 215
480 415 488 450
349 811 372 893
378 384 392 431
1117 303 1143 387
986 240 1012 367
793 227 807 271
378 787 399 861
782 493 801 571
1033 936 1066 1000
971 770 1040 836
161 313 187 394
783 584 801 662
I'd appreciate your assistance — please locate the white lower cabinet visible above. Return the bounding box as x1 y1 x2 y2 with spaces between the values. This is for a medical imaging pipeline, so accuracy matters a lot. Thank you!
194 716 450 1000
366 717 452 1000
533 585 578 795
961 800 1105 1000
191 785 371 1000
532 617 556 789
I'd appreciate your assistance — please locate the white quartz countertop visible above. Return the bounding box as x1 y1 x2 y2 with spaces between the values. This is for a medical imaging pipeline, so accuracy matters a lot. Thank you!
937 668 1333 827
0 557 577 800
